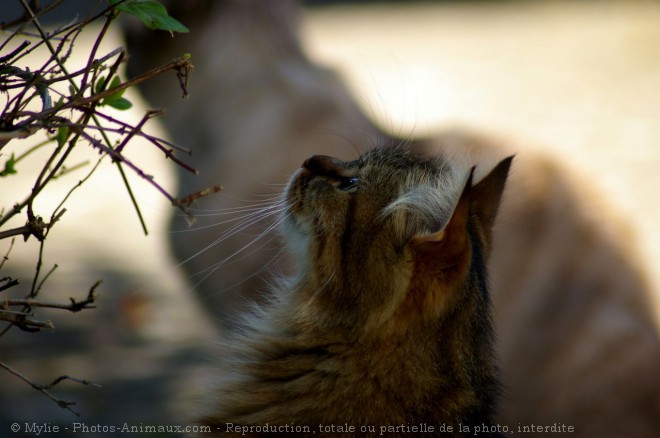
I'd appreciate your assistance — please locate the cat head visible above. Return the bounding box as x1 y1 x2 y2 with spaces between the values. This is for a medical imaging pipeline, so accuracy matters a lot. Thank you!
283 145 512 335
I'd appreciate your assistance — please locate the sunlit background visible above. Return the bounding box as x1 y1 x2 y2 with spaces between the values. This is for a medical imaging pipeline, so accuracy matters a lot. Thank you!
302 1 660 295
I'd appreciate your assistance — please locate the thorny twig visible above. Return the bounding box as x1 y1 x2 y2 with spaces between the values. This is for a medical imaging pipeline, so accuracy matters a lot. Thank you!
0 209 65 241
2 279 100 314
77 129 196 223
0 0 209 418
0 278 100 337
0 361 100 417
0 311 54 331
177 185 224 207
0 14 197 231
0 277 19 293
0 238 15 270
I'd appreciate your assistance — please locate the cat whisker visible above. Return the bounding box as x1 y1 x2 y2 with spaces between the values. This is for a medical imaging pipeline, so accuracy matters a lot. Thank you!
171 203 286 234
188 211 292 289
178 199 284 215
220 193 284 205
254 182 290 188
206 210 290 269
176 203 287 266
206 204 286 245
207 245 288 301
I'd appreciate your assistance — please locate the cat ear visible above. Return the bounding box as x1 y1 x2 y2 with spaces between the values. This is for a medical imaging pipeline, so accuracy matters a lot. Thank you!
471 155 513 237
410 167 473 251
410 155 513 253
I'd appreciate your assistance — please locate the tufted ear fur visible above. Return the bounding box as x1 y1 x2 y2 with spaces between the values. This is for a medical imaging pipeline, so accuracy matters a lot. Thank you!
410 156 513 264
410 167 473 267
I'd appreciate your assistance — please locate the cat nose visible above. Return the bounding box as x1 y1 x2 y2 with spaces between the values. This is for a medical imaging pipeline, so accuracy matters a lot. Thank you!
301 155 340 177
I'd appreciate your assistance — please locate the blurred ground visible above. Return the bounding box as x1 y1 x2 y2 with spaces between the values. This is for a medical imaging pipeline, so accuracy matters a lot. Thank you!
1 0 658 432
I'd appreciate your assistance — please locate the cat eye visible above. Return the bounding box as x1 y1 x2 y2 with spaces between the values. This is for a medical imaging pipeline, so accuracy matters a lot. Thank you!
338 176 360 192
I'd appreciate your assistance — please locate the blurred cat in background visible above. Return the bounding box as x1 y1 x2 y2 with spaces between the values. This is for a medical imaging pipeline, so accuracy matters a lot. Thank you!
126 1 660 436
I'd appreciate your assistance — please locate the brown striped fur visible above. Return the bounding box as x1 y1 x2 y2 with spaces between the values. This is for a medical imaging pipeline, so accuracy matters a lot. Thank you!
419 132 660 436
125 1 660 436
198 147 511 436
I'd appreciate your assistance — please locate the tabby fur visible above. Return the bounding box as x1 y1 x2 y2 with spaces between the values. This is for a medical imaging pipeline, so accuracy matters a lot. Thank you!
125 1 660 436
198 147 512 436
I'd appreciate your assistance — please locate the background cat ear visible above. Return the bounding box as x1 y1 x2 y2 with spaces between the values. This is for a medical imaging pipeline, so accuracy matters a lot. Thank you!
471 156 514 232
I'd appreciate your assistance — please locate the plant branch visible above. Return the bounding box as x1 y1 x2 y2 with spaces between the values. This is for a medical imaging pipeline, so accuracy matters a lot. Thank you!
115 161 148 235
0 238 14 270
0 311 54 331
79 11 116 95
0 361 100 417
0 277 19 293
0 209 64 241
2 292 98 313
77 129 194 222
0 40 31 64
61 56 193 113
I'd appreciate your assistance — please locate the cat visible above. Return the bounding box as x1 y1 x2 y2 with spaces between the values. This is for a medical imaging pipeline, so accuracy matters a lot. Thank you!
125 0 384 326
418 132 660 437
125 1 660 436
197 145 512 436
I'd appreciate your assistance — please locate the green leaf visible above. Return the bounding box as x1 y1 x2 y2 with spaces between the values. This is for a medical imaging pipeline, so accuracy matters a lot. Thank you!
98 75 130 109
109 0 189 33
53 96 65 110
105 97 133 110
103 76 126 102
95 75 122 95
95 75 105 94
108 76 123 94
1 153 17 177
56 126 69 147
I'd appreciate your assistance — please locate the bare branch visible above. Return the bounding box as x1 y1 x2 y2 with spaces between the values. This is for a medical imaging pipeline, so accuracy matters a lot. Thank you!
0 238 15 270
115 160 149 235
0 277 19 293
0 311 54 331
0 48 125 91
0 65 52 111
39 374 101 390
0 361 99 417
89 110 197 173
176 185 224 208
0 0 195 419
78 129 194 223
0 225 34 241
2 296 97 313
50 157 105 226
32 262 58 299
0 210 65 241
79 11 116 94
0 40 31 64
0 278 99 339
52 160 90 179
114 109 161 154
59 56 193 113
